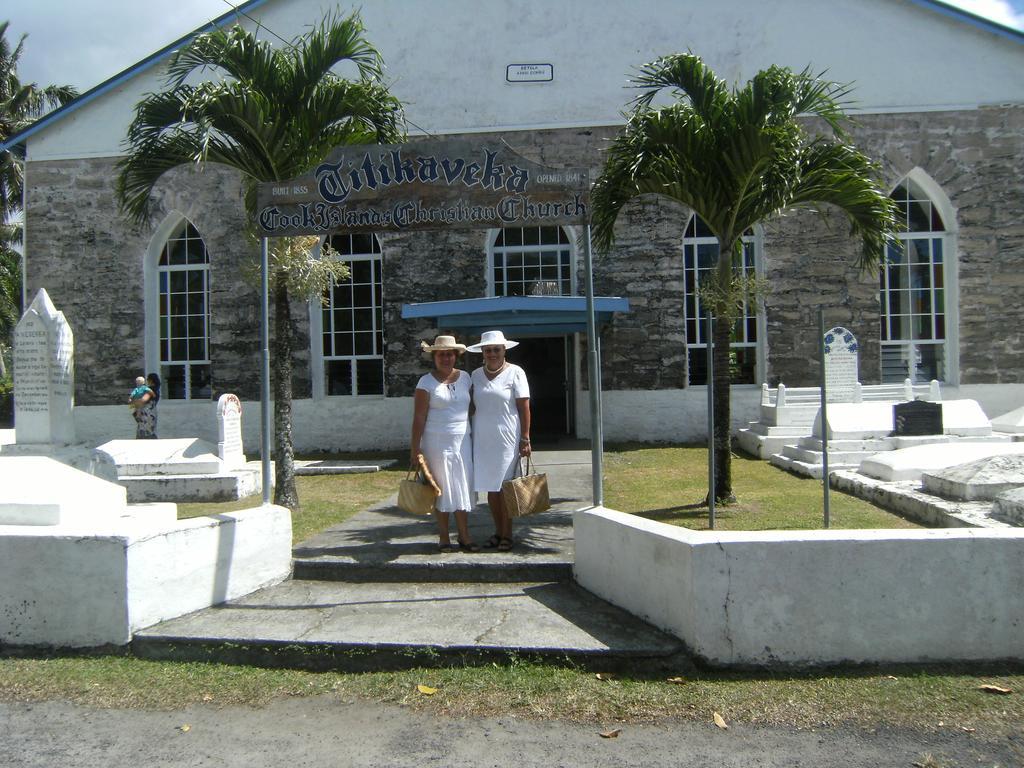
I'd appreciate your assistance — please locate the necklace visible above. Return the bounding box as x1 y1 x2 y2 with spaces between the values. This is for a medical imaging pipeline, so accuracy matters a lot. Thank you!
484 362 507 378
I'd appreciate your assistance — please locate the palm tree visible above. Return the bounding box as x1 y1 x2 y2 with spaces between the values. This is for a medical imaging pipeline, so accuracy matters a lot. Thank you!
0 20 78 376
116 11 404 509
592 54 896 503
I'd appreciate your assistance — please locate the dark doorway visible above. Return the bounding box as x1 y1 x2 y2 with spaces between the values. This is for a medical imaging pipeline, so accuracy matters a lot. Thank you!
506 336 573 443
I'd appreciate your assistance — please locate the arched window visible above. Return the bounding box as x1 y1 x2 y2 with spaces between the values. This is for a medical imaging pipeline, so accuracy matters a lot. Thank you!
158 220 211 399
880 179 951 382
682 215 760 385
321 233 384 395
490 226 573 296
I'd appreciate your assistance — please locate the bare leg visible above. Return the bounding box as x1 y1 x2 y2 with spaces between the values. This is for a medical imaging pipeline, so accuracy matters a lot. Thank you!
434 511 451 550
454 510 472 544
487 491 512 542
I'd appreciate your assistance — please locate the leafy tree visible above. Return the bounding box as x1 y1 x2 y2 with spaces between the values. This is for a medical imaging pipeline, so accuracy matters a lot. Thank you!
592 54 896 503
0 20 78 376
117 11 404 509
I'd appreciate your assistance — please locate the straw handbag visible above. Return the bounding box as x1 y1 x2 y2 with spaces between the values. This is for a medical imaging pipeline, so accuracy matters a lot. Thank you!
501 457 551 517
398 456 441 515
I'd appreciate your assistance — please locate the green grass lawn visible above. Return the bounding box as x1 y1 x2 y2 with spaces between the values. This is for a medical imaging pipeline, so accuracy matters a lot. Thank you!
175 444 919 545
176 451 409 544
604 444 921 530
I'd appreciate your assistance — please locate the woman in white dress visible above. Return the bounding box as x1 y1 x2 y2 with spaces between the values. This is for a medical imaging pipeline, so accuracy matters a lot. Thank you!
467 330 531 552
410 335 480 553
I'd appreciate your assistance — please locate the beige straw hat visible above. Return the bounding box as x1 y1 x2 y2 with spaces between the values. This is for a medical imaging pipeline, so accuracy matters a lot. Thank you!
420 335 467 355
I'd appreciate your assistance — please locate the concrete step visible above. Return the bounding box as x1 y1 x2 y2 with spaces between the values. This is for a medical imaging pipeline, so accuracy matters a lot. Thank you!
769 453 860 479
132 578 685 672
293 553 572 583
291 495 578 584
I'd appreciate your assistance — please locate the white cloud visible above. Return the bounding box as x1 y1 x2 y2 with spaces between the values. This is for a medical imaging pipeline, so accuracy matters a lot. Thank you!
943 0 1024 28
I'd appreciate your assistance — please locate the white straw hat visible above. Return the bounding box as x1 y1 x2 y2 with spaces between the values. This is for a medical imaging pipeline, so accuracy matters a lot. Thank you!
420 335 467 355
466 329 519 352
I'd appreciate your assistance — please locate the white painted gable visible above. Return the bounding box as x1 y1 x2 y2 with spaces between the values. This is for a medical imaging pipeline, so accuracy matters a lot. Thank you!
26 0 1024 161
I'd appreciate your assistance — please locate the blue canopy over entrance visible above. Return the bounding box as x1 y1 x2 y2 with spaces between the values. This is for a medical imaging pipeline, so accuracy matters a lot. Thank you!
400 295 629 336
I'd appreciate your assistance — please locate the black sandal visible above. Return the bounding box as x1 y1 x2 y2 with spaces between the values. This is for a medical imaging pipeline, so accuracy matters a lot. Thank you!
458 539 481 553
483 535 502 549
497 538 514 552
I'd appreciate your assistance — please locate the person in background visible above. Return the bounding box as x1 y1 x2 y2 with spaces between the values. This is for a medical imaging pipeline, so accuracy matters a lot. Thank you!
410 335 479 553
467 330 531 552
129 372 160 439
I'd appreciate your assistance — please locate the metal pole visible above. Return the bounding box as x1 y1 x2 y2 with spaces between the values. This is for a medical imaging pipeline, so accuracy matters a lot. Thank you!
583 225 603 507
260 237 272 505
818 308 830 528
706 309 715 529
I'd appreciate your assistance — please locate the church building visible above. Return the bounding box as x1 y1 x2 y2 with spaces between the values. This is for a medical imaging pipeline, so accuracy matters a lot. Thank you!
6 0 1024 450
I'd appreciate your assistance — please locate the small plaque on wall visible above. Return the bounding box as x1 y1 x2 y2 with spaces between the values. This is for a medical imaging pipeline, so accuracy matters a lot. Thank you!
506 63 553 82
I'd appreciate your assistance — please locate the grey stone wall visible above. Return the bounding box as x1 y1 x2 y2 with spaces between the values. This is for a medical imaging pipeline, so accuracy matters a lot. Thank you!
22 106 1024 411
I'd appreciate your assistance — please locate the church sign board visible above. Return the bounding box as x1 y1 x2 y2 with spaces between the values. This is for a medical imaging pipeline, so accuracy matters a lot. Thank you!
256 139 589 237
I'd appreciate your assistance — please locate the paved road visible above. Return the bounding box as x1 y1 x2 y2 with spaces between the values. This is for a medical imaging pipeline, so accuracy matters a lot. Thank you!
3 696 1021 767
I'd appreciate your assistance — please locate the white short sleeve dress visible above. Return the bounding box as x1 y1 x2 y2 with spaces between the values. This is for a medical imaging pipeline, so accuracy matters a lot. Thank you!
471 363 530 492
416 370 475 513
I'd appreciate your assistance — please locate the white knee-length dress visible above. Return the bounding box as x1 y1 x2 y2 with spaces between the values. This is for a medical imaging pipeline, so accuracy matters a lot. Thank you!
472 363 530 492
416 370 475 513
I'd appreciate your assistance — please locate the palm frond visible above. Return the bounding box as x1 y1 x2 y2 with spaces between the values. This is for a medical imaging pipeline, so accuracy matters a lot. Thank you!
291 10 384 88
787 140 897 271
631 53 728 121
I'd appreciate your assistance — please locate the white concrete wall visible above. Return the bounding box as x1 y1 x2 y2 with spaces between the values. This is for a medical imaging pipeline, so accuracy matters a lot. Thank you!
0 505 292 647
574 507 1024 666
73 396 411 453
578 386 763 443
125 506 292 634
27 0 1024 161
66 383 1021 452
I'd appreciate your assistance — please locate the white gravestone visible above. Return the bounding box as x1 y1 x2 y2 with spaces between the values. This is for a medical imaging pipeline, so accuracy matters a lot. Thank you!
13 289 75 445
217 393 245 470
823 326 859 404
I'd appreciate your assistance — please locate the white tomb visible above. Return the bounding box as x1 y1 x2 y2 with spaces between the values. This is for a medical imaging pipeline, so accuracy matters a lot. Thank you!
217 393 246 470
1 289 117 480
922 454 1024 501
12 289 74 446
859 442 1024 483
992 404 1024 436
0 457 291 647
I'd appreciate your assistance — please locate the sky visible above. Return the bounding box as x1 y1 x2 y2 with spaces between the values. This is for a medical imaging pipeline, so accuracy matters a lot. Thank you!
5 0 1024 94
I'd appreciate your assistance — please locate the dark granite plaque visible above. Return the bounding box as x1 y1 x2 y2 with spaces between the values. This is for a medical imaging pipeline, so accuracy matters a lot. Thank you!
893 400 943 436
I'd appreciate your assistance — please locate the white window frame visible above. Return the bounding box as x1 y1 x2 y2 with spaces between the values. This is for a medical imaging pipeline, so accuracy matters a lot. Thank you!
309 233 385 399
486 225 576 297
881 169 959 385
682 215 765 386
144 214 212 400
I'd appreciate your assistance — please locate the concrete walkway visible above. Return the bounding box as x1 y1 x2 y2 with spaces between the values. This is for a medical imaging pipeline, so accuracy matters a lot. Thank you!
133 449 684 671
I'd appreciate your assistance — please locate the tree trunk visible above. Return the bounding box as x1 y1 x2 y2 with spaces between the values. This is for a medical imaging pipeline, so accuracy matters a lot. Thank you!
709 236 741 504
272 276 299 510
711 309 734 503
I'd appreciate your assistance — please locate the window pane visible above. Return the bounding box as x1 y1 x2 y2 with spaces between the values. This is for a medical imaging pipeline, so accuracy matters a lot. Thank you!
353 332 374 355
162 365 186 399
683 214 759 385
327 360 352 395
356 359 384 395
190 365 212 399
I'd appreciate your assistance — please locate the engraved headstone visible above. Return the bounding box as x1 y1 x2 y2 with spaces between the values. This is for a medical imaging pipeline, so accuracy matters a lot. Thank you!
217 393 245 470
823 326 858 403
893 399 944 436
13 289 75 445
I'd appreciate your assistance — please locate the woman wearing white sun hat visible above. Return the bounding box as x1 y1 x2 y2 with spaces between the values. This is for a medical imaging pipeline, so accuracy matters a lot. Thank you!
467 329 531 552
410 335 479 553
